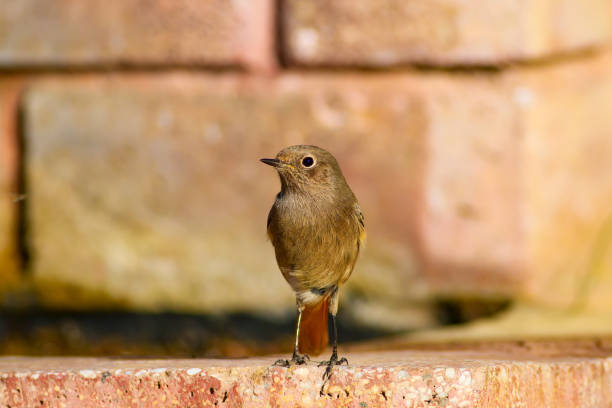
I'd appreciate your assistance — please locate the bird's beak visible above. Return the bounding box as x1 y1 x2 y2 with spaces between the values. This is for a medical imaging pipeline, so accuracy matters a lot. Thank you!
260 158 282 167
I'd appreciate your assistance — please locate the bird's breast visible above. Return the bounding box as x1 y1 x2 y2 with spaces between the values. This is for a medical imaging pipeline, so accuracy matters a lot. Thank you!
268 193 361 288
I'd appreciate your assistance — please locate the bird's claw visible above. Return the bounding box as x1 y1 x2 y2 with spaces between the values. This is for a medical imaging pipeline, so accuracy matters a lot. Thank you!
318 353 349 395
318 355 348 369
273 352 310 368
273 359 290 367
291 352 310 365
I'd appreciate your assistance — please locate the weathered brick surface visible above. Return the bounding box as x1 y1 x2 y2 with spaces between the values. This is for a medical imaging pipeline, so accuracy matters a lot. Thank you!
518 56 612 309
0 343 611 407
0 0 275 71
420 52 612 307
417 75 524 294
0 80 21 289
22 52 612 312
282 0 612 66
23 74 428 312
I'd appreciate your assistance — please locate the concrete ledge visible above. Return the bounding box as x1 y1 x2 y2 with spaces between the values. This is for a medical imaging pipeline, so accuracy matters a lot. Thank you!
1 342 611 407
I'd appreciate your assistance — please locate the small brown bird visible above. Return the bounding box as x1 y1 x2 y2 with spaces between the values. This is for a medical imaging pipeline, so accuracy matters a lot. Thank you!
261 145 365 379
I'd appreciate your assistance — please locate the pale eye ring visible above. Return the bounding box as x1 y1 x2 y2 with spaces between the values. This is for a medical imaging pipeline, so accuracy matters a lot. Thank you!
301 156 315 167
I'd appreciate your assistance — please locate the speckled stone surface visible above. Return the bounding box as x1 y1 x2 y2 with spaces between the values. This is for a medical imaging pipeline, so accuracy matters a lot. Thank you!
1 345 611 407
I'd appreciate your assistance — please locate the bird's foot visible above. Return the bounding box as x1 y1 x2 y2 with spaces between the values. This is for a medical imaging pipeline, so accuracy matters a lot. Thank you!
318 352 348 395
273 351 310 367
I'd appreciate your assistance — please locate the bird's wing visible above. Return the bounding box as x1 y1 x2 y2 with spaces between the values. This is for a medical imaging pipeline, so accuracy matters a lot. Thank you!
266 206 274 241
354 202 366 252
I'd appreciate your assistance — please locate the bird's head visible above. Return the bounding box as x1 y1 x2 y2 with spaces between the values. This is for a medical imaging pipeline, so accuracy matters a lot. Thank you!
260 145 348 195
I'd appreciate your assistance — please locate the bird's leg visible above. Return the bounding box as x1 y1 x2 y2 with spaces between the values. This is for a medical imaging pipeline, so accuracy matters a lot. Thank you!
289 308 310 364
274 307 310 367
318 313 347 393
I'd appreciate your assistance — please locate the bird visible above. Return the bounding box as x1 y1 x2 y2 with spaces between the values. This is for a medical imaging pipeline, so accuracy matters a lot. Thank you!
260 145 365 383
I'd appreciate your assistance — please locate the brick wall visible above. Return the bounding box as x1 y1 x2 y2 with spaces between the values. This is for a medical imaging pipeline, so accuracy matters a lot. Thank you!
1 1 612 321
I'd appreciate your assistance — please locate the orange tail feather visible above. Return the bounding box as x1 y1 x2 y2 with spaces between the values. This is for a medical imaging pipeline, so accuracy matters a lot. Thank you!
298 299 329 356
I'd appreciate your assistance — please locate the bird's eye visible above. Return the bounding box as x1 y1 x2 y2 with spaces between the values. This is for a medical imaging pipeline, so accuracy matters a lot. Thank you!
301 156 315 167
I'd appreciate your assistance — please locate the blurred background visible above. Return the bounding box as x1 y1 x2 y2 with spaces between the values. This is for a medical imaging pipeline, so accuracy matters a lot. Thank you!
0 0 612 357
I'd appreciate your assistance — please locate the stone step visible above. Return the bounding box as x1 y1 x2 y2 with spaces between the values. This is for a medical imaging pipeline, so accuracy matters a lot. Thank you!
1 341 611 407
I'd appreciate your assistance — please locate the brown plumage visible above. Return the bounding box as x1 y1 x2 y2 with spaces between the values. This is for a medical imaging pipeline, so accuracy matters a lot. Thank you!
261 145 365 373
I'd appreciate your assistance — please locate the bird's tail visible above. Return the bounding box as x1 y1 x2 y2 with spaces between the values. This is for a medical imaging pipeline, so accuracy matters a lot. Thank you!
298 298 329 356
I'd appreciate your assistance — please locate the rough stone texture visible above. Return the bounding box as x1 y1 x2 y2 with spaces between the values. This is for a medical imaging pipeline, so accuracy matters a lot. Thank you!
22 52 612 313
0 0 275 71
0 343 611 407
282 0 612 66
0 79 21 290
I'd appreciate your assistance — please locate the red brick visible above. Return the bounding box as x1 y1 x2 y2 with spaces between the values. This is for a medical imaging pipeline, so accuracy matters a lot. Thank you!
421 52 612 306
517 54 612 309
21 52 612 314
0 0 275 71
23 73 428 312
0 342 611 407
282 0 612 67
417 75 524 295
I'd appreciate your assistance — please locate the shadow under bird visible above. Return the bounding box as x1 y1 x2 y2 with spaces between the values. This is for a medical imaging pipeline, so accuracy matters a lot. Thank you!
260 145 366 385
